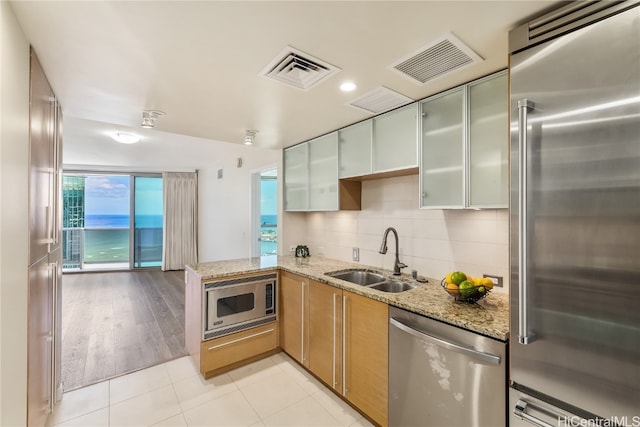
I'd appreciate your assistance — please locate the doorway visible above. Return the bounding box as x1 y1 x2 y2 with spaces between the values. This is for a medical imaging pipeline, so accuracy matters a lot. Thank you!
251 168 278 257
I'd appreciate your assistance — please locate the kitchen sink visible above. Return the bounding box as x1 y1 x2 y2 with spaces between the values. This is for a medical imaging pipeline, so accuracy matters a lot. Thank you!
325 269 415 293
325 269 386 286
369 281 415 293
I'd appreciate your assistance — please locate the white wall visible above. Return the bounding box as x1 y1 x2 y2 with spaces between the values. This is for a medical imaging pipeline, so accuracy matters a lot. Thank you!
296 174 510 291
0 1 30 424
196 149 279 261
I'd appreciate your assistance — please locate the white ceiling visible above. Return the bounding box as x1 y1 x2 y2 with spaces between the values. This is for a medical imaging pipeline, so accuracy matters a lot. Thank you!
11 1 560 152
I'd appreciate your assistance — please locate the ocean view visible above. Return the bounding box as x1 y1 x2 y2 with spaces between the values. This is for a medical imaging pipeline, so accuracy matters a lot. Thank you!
74 214 163 266
85 214 163 228
69 214 277 265
260 214 277 256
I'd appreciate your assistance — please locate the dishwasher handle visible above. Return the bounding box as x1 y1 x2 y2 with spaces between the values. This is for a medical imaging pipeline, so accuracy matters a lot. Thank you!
390 317 501 366
513 400 555 427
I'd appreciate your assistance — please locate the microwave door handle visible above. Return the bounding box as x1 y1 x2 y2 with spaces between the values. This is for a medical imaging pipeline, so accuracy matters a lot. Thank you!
518 99 535 345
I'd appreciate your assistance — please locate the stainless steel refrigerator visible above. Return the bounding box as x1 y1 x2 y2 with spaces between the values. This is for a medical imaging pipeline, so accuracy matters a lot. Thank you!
509 2 640 425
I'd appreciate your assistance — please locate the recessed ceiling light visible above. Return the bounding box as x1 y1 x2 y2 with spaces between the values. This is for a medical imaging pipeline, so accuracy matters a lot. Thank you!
340 81 357 92
112 132 141 144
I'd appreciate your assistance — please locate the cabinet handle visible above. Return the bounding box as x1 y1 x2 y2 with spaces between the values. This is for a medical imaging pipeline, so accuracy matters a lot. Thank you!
301 281 306 363
517 99 535 345
342 294 347 396
513 399 555 427
332 292 337 388
207 328 275 351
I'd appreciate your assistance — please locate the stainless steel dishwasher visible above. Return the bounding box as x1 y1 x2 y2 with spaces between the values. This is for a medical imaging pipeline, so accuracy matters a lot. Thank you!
389 306 506 427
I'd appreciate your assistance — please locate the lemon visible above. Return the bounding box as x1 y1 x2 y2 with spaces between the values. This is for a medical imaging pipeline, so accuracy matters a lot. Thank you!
472 277 482 285
445 273 453 284
450 271 467 285
480 277 494 289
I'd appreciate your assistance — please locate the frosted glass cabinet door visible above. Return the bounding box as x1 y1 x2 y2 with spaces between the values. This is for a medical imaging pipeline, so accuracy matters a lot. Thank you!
339 121 372 178
468 72 508 207
420 88 464 208
373 104 418 173
309 132 339 211
284 143 309 211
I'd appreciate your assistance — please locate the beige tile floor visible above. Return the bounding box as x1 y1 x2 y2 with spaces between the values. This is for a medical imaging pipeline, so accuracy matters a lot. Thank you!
49 352 375 427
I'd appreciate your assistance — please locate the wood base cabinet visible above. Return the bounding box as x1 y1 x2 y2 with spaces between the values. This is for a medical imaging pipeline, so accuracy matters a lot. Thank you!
308 280 343 393
343 290 388 427
185 269 279 378
200 322 278 378
279 271 309 366
279 272 388 427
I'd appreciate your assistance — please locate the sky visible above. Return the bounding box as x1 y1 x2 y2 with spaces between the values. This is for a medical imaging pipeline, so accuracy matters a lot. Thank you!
261 178 277 216
85 175 162 216
85 175 130 216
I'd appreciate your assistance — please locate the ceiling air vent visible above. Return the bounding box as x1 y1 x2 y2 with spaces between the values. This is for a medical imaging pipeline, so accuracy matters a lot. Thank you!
390 33 483 84
347 86 413 115
260 46 340 91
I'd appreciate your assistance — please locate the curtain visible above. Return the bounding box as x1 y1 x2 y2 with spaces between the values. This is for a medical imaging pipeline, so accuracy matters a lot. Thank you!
162 172 198 270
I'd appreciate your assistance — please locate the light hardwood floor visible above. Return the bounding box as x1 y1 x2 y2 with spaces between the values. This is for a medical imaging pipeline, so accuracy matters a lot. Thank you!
61 270 188 391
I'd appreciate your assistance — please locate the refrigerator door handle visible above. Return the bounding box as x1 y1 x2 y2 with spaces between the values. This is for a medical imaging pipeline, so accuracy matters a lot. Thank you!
514 399 555 427
390 318 501 365
517 99 536 345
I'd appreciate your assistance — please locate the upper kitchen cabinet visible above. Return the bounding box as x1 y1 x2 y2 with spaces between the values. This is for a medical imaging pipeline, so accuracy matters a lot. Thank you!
284 132 361 212
468 72 508 207
420 71 508 209
420 87 465 207
373 104 419 173
338 120 372 179
309 133 339 211
283 142 309 211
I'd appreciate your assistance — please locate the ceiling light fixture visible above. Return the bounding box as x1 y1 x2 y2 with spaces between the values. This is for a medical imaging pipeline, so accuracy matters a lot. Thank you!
340 81 357 92
141 110 166 128
112 132 141 144
244 130 258 145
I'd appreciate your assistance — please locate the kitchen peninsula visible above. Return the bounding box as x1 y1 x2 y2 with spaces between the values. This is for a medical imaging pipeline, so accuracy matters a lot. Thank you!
186 255 509 341
185 255 508 426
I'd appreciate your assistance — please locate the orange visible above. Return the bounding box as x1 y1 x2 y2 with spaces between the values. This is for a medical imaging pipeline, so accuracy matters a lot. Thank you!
445 282 460 296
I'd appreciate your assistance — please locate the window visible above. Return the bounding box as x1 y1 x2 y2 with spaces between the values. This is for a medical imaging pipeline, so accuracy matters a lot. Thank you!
62 173 163 271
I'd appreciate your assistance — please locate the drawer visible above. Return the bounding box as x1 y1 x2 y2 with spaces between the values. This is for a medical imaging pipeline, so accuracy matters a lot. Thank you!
200 322 278 376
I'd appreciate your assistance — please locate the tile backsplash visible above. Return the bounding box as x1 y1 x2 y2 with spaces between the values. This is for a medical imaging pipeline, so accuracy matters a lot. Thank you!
304 174 509 293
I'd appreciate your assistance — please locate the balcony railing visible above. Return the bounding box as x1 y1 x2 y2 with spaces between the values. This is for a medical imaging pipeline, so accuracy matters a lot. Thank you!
63 227 162 270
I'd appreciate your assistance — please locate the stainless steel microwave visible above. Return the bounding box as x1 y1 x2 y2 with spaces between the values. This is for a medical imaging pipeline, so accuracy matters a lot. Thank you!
203 272 277 340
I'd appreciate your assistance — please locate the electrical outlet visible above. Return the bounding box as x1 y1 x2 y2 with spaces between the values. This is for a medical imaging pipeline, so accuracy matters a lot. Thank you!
289 245 296 254
352 247 360 262
483 274 503 287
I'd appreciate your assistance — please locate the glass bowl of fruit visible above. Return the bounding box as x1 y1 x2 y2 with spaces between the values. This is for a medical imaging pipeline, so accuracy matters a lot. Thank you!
441 271 493 303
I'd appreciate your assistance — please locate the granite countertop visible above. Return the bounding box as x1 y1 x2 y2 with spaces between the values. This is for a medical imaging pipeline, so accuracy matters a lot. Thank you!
186 255 509 342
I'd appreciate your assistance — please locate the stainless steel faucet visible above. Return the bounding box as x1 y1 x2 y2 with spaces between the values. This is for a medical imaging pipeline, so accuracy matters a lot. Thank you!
379 227 407 275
